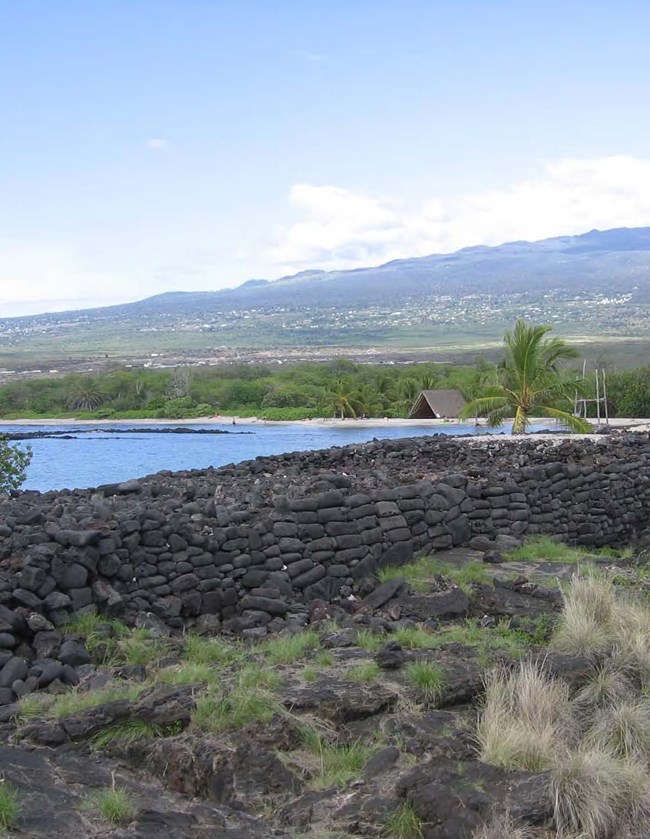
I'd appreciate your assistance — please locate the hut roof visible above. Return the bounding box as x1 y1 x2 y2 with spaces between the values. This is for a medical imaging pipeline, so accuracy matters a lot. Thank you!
408 389 467 419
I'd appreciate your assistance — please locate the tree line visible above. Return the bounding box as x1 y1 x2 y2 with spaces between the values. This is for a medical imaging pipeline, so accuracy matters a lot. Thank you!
0 353 648 423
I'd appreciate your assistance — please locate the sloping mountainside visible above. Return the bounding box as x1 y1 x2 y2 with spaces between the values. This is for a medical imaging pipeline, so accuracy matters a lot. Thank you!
2 227 650 364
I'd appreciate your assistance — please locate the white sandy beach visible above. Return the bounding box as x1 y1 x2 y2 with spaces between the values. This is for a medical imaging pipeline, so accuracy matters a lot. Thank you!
0 415 648 434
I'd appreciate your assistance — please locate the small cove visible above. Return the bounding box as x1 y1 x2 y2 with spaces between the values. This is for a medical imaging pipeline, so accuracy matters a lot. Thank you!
5 421 514 492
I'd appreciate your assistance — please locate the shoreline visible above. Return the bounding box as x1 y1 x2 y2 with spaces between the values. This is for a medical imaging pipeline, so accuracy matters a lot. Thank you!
0 415 648 433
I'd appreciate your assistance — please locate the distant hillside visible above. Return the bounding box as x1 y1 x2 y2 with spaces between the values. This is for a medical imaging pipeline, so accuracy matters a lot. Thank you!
2 226 650 365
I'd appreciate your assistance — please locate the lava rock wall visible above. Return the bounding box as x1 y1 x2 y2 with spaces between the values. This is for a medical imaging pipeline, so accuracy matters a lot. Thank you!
0 434 648 630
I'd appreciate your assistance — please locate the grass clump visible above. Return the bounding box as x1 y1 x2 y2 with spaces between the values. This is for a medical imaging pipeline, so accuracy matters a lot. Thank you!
19 683 142 720
477 661 571 772
116 628 166 667
237 663 282 690
356 628 385 652
405 660 445 703
385 801 423 838
586 700 650 763
504 536 587 564
302 729 375 789
314 649 334 667
378 556 487 593
159 662 218 687
85 786 137 825
0 782 19 831
553 570 650 686
348 661 381 683
192 687 279 733
262 630 320 664
92 719 164 750
551 748 649 839
184 635 240 666
392 626 438 650
64 613 129 659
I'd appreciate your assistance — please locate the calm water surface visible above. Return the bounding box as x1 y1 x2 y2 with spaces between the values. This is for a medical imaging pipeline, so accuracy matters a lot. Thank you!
7 421 515 492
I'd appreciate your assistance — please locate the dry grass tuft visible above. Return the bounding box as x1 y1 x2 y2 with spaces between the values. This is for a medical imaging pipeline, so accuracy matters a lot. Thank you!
551 747 649 839
471 813 538 838
586 700 650 764
477 661 571 772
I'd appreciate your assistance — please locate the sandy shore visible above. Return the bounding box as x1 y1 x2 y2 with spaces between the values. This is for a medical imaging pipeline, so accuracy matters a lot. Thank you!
0 415 648 433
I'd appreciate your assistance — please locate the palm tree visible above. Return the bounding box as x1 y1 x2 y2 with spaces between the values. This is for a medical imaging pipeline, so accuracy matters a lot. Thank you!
323 379 361 419
66 377 106 412
459 320 590 433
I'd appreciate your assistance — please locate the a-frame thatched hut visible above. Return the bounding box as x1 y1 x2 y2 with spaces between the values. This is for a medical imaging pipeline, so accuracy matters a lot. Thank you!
408 389 467 419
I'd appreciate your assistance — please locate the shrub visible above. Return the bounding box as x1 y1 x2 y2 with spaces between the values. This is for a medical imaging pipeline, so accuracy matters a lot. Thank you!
0 437 32 493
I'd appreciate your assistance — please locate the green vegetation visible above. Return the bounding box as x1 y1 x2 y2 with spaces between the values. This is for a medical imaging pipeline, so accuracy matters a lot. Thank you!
301 729 376 789
2 346 649 423
0 358 486 420
378 555 488 593
348 661 381 683
392 626 439 650
404 660 445 703
0 783 19 832
0 437 31 492
385 802 423 839
85 786 137 825
184 635 241 666
192 685 280 733
262 630 320 665
460 320 590 433
92 719 164 750
355 628 385 652
19 683 142 719
503 535 631 564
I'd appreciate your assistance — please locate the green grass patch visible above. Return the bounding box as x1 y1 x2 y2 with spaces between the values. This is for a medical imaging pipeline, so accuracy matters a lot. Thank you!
356 628 385 652
504 536 632 564
116 628 166 667
303 730 376 789
237 663 282 690
91 719 165 750
378 555 488 593
192 687 279 733
19 683 142 720
405 660 445 703
85 787 137 825
392 626 439 650
385 802 423 839
159 662 218 687
262 630 320 665
348 661 381 683
0 783 19 832
184 635 241 666
314 650 334 667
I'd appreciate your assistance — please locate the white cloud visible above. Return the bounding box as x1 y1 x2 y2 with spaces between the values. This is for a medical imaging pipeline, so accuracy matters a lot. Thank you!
0 246 140 316
146 138 172 151
3 155 650 317
269 155 650 275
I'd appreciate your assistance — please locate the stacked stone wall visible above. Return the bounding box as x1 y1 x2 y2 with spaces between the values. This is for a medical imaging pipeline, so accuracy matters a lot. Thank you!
0 434 648 629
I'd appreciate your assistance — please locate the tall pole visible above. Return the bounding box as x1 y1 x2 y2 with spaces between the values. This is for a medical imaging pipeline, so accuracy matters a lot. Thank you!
595 368 601 426
603 368 609 425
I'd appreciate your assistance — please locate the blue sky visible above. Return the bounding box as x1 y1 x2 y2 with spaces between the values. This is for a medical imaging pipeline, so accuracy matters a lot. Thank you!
2 0 650 315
